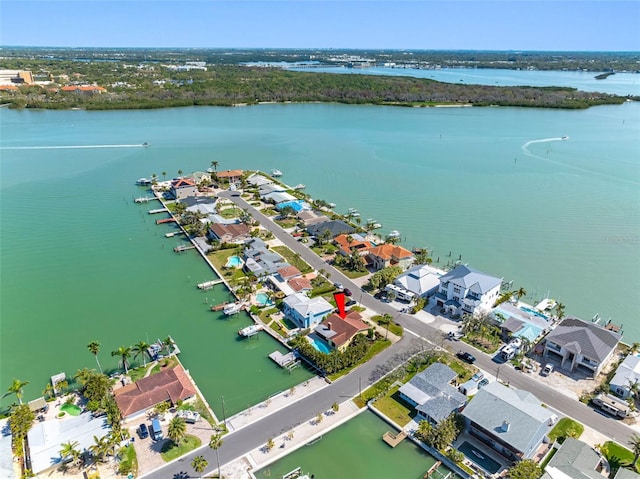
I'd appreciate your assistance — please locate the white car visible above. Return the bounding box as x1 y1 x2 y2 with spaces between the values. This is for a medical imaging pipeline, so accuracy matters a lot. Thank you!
542 364 554 376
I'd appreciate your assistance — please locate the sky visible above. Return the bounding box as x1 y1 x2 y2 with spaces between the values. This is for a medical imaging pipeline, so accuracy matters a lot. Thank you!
1 1 639 51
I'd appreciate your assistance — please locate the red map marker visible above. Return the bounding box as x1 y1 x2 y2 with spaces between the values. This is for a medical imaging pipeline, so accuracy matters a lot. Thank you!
333 291 347 319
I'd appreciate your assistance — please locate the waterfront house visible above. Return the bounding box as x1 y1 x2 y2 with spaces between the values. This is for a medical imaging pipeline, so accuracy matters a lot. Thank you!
540 437 608 479
334 233 374 257
398 362 467 424
259 183 285 197
60 85 107 95
393 264 442 298
182 195 218 216
263 191 298 205
243 238 289 277
170 177 198 200
266 266 304 296
207 222 251 244
246 173 272 187
313 311 370 351
435 264 502 316
283 292 333 329
298 210 329 226
543 317 622 377
276 265 303 281
610 353 640 399
367 244 414 271
216 169 243 185
307 220 356 239
188 171 212 185
114 364 196 419
460 381 556 461
27 414 111 475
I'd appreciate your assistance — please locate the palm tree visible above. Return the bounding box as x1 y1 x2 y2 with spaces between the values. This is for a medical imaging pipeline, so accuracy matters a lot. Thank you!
132 341 150 367
162 336 175 356
168 416 187 446
59 440 81 467
177 169 183 177
211 160 219 171
43 383 55 400
4 379 29 405
111 346 132 374
90 435 111 463
192 455 208 478
162 171 167 180
87 341 103 373
629 434 640 468
209 433 223 479
555 302 566 320
515 287 527 300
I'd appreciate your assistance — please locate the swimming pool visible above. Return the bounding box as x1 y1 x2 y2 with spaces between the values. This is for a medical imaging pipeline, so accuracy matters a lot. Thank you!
256 292 274 307
225 255 243 268
60 403 82 416
519 306 549 321
276 200 307 212
309 337 332 354
458 441 501 474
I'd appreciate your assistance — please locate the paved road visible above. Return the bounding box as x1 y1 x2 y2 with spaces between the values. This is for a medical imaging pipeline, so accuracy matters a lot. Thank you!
145 192 635 478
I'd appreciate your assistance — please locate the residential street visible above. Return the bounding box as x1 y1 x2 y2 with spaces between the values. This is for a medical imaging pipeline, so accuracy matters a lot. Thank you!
144 191 636 479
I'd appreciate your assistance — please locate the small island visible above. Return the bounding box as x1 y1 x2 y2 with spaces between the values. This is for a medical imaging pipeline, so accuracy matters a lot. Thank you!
595 72 616 80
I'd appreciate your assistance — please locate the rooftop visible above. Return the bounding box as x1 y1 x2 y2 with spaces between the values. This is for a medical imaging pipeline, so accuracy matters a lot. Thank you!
439 264 502 294
546 317 623 362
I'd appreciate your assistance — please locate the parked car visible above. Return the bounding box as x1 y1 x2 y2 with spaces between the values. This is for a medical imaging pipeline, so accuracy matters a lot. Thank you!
150 418 163 441
138 423 149 439
343 288 352 297
472 371 485 382
346 299 357 307
333 282 343 290
447 331 464 341
457 351 476 364
541 364 554 376
478 378 490 388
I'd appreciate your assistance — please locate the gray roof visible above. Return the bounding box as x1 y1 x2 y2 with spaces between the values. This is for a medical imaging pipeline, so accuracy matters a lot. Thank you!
246 174 273 187
542 438 604 479
263 191 297 204
307 220 356 238
180 196 216 207
259 183 285 195
545 317 622 363
614 468 640 479
501 316 525 333
394 265 441 297
243 238 289 275
461 381 554 454
439 264 502 294
0 418 16 479
611 354 640 391
399 363 467 423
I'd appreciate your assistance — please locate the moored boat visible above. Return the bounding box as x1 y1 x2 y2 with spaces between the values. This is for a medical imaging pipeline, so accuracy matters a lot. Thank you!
271 169 283 177
238 324 263 337
136 177 152 186
223 302 244 315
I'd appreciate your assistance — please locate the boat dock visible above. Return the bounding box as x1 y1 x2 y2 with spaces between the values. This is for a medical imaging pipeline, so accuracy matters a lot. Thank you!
156 218 176 224
382 430 407 447
165 231 184 238
238 324 263 337
134 196 156 203
268 350 300 370
422 461 443 478
148 208 168 214
211 301 229 311
174 244 196 253
197 279 224 290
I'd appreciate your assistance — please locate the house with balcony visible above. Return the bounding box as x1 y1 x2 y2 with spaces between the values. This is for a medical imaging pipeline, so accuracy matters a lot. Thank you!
398 362 467 425
216 169 243 185
543 317 622 377
170 177 198 200
207 222 250 244
367 244 414 271
434 264 502 317
393 264 442 298
460 381 556 462
283 293 333 329
334 233 374 257
313 311 370 352
610 353 640 399
243 238 289 277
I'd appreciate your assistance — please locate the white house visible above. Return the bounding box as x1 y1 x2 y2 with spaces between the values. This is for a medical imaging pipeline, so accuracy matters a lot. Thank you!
393 264 441 298
282 293 333 329
610 354 640 399
435 264 502 316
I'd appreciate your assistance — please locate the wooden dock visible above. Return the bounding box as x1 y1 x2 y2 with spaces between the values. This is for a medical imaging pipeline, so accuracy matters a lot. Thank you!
174 244 196 253
269 351 300 370
422 461 442 478
211 301 229 311
197 279 224 290
134 196 156 203
382 430 407 447
156 218 176 224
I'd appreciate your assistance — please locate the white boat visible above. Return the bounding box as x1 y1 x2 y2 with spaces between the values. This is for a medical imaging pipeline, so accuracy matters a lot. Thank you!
271 169 283 177
347 208 358 213
387 230 401 238
142 142 150 147
135 177 152 186
293 184 306 190
328 202 336 208
561 136 569 140
238 324 263 337
223 302 244 315
372 223 382 229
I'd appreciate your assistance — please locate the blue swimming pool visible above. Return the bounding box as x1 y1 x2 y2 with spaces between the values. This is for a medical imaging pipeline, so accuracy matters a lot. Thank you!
225 255 243 268
256 292 274 307
458 441 501 474
519 306 549 321
276 200 307 212
309 337 332 354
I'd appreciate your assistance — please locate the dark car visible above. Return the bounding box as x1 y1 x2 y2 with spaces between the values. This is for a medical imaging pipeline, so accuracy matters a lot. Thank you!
457 351 476 364
138 423 149 439
343 288 352 297
346 299 357 307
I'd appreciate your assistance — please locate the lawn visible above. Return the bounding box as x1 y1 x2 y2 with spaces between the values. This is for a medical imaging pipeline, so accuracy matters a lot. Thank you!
272 246 313 273
600 441 637 474
178 394 217 426
334 264 369 279
117 444 138 475
372 315 403 337
548 417 584 442
160 435 202 462
206 248 244 278
127 365 148 383
329 339 392 381
218 207 241 219
374 389 414 427
274 218 298 229
150 357 179 375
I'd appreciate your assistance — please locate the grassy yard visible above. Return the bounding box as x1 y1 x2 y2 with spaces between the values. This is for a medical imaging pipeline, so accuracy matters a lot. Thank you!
372 315 403 336
328 339 392 382
311 243 339 256
269 320 288 338
374 389 414 427
272 246 313 273
178 394 217 426
117 444 138 475
261 207 278 216
206 248 243 278
127 365 148 383
548 417 584 442
600 441 637 474
274 218 299 229
150 357 179 375
334 264 369 279
218 207 241 219
160 435 202 462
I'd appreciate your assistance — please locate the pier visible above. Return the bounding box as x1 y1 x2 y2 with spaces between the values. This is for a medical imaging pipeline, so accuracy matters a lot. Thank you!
174 244 196 253
422 461 443 478
197 279 224 290
210 301 229 311
165 231 184 238
156 218 176 224
268 350 300 370
382 430 407 447
148 208 168 214
134 196 157 203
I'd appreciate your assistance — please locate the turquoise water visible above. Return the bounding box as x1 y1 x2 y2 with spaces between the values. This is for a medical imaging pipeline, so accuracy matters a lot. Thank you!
256 410 447 479
1 97 638 406
225 255 243 268
256 292 273 307
309 337 332 354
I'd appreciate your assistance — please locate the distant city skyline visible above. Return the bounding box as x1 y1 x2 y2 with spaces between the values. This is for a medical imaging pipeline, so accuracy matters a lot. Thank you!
1 1 639 51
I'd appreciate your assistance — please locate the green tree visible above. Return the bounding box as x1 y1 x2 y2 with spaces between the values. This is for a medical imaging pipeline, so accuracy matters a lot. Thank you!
162 336 175 356
191 455 208 478
265 437 275 452
178 169 183 176
555 302 566 320
111 346 132 374
4 378 29 405
87 341 103 373
59 440 82 467
507 459 542 479
9 404 35 459
368 266 402 290
168 416 187 446
43 383 55 400
132 341 150 367
209 433 223 479
154 401 170 419
515 287 527 300
332 402 339 412
629 433 640 467
162 171 167 180
211 160 219 171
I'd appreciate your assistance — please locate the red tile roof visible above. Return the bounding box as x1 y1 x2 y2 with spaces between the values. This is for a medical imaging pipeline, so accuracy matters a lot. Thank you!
114 364 196 417
216 169 243 178
171 178 197 188
277 265 302 280
317 312 369 348
288 277 312 292
334 234 373 256
0 85 18 91
61 85 106 92
369 244 413 260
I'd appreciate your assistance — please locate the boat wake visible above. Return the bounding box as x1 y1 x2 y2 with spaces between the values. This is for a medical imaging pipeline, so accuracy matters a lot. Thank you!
0 144 147 150
521 137 566 151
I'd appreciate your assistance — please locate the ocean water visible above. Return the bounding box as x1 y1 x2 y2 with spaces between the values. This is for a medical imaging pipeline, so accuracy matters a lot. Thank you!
1 98 638 406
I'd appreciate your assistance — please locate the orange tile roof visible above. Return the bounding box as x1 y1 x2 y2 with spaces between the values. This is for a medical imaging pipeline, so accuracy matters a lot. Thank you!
209 222 249 240
114 364 196 417
369 244 413 260
318 312 369 348
334 234 373 255
288 277 312 292
171 178 197 187
277 265 302 279
216 169 243 178
61 85 106 92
